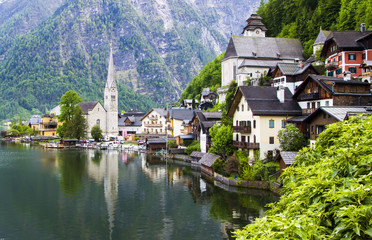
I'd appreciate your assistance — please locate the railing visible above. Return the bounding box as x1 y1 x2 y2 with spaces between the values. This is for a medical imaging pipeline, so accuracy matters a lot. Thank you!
233 141 259 149
362 72 372 77
148 116 158 120
325 61 338 70
299 93 319 101
144 123 162 127
233 126 251 134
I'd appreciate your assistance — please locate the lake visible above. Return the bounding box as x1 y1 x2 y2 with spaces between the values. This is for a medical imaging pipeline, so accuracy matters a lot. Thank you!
0 142 278 239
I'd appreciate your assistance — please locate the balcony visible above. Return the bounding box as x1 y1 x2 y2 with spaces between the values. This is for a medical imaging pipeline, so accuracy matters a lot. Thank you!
362 72 372 77
325 61 339 70
233 126 251 134
144 123 162 127
148 116 158 121
299 92 319 101
233 141 260 149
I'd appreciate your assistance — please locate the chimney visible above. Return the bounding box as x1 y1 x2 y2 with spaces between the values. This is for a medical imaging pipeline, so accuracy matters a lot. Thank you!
361 23 366 33
343 71 351 81
277 86 285 103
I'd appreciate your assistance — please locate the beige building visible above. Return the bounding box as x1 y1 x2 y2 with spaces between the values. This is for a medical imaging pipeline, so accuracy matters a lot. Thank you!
228 86 302 159
140 108 168 135
79 101 107 139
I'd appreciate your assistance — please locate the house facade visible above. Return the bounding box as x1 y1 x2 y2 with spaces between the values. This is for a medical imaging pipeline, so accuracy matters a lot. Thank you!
167 109 195 138
304 106 371 145
118 111 145 140
192 111 222 153
293 74 372 114
140 108 168 136
272 62 318 94
228 86 302 159
321 26 372 78
39 113 60 137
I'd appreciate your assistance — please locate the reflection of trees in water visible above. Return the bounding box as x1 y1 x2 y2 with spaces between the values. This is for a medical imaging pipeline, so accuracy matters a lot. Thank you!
91 150 102 166
57 150 87 195
209 187 279 239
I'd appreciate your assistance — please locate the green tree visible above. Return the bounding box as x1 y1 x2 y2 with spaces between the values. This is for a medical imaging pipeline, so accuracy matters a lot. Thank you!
185 140 201 155
91 125 103 142
58 91 86 140
208 124 234 160
277 123 309 151
59 90 83 122
225 80 237 113
236 114 372 239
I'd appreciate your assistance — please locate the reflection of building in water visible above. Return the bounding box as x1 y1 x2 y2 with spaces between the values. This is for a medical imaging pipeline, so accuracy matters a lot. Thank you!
86 150 118 239
141 155 185 185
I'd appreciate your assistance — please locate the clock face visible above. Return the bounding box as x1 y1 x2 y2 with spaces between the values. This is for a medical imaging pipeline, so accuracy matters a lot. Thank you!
255 29 261 34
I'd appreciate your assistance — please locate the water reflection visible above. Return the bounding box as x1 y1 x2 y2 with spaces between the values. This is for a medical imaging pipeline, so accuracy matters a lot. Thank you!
0 144 279 239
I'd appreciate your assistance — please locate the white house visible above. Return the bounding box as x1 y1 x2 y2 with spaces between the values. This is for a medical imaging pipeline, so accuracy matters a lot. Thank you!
227 86 302 159
140 108 168 135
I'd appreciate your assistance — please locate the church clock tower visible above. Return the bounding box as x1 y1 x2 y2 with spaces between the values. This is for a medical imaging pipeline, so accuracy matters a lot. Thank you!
104 46 118 138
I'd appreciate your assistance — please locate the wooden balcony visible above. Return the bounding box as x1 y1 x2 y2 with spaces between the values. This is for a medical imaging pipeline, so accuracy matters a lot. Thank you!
233 141 259 149
148 116 158 120
362 72 372 77
233 126 251 134
325 61 339 70
144 123 162 127
299 93 319 101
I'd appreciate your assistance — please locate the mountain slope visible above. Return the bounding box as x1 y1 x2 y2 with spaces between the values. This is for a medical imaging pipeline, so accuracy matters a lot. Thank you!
0 0 260 120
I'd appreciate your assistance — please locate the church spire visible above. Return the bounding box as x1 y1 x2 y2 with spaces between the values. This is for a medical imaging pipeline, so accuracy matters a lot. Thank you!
106 45 116 89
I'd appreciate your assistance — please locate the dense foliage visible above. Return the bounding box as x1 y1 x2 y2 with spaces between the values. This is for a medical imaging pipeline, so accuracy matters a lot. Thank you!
208 124 234 160
180 53 224 101
236 114 372 239
185 140 201 155
258 0 372 57
57 91 87 140
91 125 103 142
278 123 309 151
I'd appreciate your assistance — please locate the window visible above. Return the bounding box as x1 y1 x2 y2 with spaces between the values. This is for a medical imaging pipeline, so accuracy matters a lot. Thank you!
241 104 244 111
362 53 366 60
282 120 286 128
307 102 311 109
237 106 239 112
338 55 342 62
336 68 342 75
326 101 329 106
269 120 274 128
269 137 275 144
253 120 256 128
236 134 239 141
311 125 314 134
328 71 333 77
317 102 320 108
317 125 325 135
349 53 356 60
96 119 100 126
323 113 327 119
247 121 251 127
111 95 115 101
236 120 238 126
312 102 316 109
242 136 246 142
349 67 357 73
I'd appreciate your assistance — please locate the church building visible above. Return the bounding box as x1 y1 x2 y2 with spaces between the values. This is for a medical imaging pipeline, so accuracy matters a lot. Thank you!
218 13 305 102
79 47 119 139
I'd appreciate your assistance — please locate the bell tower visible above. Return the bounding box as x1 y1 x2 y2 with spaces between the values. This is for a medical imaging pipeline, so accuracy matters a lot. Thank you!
242 13 267 37
104 46 118 138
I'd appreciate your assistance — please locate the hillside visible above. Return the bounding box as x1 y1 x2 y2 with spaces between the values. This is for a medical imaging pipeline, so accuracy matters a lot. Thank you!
257 0 372 57
0 0 260 120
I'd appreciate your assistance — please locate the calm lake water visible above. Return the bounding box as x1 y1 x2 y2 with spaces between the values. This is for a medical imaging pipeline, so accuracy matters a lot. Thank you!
0 142 278 240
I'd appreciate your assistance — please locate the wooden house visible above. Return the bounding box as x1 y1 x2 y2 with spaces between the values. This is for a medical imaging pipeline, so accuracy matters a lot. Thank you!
199 153 220 176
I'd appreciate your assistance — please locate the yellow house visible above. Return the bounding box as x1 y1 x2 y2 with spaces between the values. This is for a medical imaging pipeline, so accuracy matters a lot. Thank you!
228 86 302 159
39 113 61 137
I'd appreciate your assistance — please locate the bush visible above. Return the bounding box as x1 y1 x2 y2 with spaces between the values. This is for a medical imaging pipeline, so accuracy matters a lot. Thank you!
236 115 372 239
167 140 177 148
185 140 200 155
212 158 226 176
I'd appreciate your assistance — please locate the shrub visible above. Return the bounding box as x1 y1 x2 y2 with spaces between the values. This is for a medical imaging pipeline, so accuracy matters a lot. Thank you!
236 115 372 239
185 140 200 155
167 140 177 148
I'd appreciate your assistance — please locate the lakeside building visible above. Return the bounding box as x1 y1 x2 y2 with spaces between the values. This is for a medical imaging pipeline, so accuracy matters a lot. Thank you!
218 13 304 102
118 111 145 141
321 25 372 80
227 86 302 159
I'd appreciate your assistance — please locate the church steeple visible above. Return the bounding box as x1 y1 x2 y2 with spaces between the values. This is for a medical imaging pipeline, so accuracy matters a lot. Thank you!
105 46 116 90
242 13 267 37
104 45 118 138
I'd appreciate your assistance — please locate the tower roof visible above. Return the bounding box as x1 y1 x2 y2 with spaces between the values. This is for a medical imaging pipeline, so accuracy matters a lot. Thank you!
106 47 115 89
242 13 267 34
